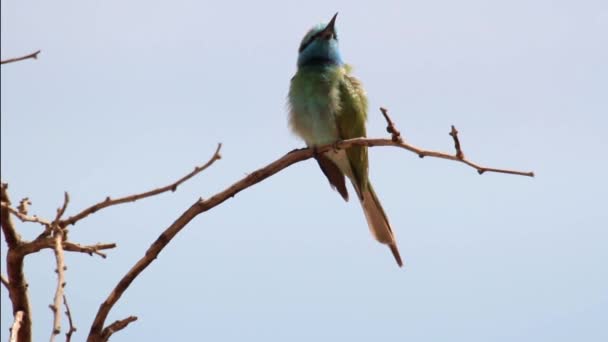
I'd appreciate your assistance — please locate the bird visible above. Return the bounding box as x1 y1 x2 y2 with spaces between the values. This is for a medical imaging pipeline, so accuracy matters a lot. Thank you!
288 13 403 267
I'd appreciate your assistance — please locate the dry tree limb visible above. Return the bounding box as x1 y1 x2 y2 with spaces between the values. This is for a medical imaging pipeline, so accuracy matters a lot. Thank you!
1 183 32 342
48 192 70 341
62 143 223 227
88 111 533 341
380 107 402 142
53 192 70 224
63 294 77 342
0 202 52 227
62 242 117 258
0 50 41 65
14 238 116 258
9 311 25 342
1 183 24 247
49 231 66 341
378 108 534 177
2 121 220 342
100 316 138 341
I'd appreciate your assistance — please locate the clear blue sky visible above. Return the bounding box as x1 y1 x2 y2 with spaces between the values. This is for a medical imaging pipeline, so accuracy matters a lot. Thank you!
2 0 607 341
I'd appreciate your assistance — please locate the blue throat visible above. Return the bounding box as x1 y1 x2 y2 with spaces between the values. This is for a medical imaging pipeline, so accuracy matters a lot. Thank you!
297 34 343 68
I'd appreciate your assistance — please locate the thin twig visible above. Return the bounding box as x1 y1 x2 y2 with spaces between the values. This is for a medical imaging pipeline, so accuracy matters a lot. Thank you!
9 311 25 342
15 238 116 257
1 201 52 227
100 316 138 341
63 294 77 342
49 230 66 341
54 192 70 223
377 108 534 177
49 191 70 341
380 107 403 142
1 50 41 65
63 242 117 258
63 143 222 227
449 125 465 159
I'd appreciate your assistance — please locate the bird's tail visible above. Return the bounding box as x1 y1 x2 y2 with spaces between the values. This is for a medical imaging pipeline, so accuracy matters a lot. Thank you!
357 183 403 267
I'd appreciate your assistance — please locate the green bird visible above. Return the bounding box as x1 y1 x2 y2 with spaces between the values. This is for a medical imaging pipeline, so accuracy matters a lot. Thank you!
288 13 402 267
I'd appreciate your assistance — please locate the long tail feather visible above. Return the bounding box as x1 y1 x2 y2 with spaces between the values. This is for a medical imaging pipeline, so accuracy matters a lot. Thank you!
358 183 403 267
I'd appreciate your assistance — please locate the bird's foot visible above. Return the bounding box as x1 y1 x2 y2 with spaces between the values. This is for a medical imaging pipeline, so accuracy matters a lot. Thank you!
332 140 343 152
311 145 320 158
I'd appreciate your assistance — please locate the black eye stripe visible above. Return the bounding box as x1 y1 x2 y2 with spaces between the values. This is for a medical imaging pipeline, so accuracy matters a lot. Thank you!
298 32 337 53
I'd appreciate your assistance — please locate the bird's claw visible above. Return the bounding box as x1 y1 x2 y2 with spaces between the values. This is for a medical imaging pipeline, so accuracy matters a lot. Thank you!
312 145 320 158
332 140 343 152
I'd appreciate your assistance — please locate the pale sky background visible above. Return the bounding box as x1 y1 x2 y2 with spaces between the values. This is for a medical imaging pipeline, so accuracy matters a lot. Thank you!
2 0 607 341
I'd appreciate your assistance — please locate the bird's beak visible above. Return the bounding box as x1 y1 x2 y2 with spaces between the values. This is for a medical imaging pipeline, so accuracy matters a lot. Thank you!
320 12 338 38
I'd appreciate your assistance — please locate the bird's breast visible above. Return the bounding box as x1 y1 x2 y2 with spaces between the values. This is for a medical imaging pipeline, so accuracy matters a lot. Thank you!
288 67 344 146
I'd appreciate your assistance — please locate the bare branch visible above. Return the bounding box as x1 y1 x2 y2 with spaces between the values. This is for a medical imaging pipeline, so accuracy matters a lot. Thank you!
88 124 532 340
63 143 222 227
49 230 67 341
1 183 23 247
63 295 77 342
1 274 9 289
13 238 116 259
100 316 137 341
1 50 41 65
54 192 70 224
63 242 116 258
380 107 403 142
377 108 534 177
1 183 32 342
9 311 25 342
449 125 465 159
1 201 52 227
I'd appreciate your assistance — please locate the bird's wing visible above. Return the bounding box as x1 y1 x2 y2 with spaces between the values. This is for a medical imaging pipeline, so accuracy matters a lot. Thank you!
336 67 369 197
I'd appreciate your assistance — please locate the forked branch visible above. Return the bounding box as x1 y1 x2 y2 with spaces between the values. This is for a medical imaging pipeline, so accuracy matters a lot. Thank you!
379 107 534 177
62 143 223 227
87 109 533 341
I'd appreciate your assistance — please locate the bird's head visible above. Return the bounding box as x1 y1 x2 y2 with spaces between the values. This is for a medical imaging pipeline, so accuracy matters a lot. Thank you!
297 13 343 67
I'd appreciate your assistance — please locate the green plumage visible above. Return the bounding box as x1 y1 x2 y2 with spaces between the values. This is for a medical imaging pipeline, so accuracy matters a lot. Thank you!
289 64 369 195
288 14 403 267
